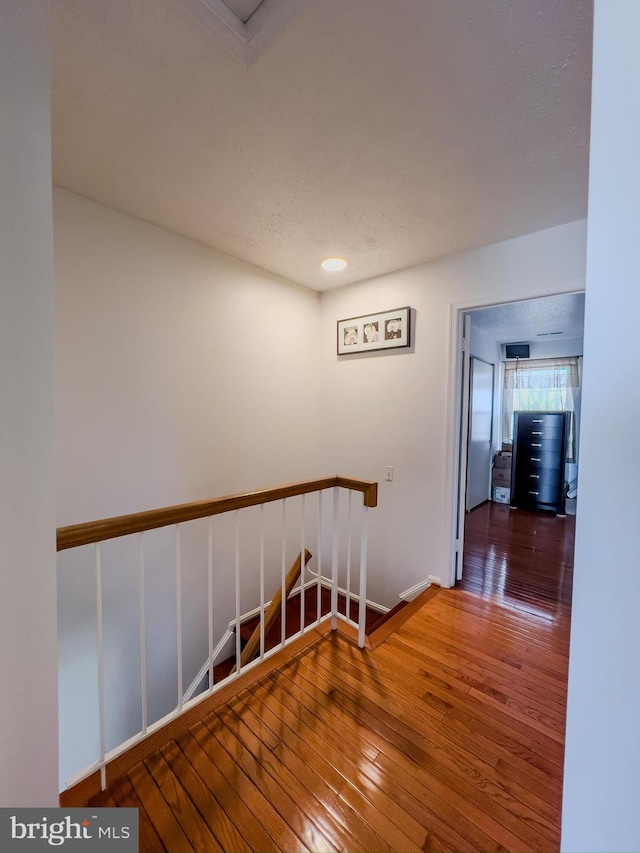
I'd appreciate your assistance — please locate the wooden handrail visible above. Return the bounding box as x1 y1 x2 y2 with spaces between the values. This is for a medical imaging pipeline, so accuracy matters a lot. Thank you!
233 548 313 672
335 476 377 508
57 475 378 551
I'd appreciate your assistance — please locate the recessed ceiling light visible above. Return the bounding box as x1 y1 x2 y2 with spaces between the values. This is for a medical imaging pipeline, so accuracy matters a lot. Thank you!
321 257 348 272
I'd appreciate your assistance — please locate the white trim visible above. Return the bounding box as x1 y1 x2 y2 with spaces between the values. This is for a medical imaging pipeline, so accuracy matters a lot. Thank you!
305 566 388 614
173 0 246 60
182 628 234 703
173 0 310 64
320 576 387 614
183 575 388 704
399 576 441 602
224 575 387 629
244 0 310 63
225 576 312 628
399 581 429 602
443 304 469 588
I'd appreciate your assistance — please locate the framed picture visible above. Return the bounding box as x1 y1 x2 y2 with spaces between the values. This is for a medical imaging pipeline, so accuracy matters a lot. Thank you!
337 306 411 355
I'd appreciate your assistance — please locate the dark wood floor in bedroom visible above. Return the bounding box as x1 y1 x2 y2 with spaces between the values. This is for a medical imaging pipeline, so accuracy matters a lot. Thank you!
460 499 575 614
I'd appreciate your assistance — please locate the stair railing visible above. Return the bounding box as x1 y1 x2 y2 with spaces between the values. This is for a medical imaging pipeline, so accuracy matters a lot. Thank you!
232 548 313 673
57 475 377 793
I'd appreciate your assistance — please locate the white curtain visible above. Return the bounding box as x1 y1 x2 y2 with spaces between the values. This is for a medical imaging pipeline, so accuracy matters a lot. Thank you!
502 357 580 462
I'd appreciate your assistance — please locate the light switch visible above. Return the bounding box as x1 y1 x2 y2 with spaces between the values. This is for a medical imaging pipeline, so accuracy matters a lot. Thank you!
385 466 393 482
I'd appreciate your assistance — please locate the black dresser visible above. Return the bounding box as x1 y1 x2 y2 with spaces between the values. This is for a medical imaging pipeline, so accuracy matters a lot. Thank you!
510 411 569 515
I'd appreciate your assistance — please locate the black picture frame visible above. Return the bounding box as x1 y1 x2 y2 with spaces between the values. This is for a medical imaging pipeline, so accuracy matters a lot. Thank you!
337 306 411 355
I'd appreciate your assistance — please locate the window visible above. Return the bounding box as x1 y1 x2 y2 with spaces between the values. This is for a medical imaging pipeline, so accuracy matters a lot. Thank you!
502 357 580 461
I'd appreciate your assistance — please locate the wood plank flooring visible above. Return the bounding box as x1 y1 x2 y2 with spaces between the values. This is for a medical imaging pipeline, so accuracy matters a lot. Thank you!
90 503 574 852
461 501 574 614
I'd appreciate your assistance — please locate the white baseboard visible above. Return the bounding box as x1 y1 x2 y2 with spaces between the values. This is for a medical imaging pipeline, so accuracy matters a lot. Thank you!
399 575 441 602
305 568 388 614
183 628 234 703
185 577 388 703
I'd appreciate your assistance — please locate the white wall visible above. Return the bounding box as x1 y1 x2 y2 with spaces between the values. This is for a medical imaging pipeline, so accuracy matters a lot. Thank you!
470 323 500 365
562 3 640 850
55 188 321 524
319 220 587 605
55 189 321 787
524 337 583 359
0 1 58 806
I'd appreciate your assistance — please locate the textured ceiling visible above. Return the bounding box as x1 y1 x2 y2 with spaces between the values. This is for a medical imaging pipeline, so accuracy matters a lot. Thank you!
51 0 593 291
470 292 585 344
221 0 264 23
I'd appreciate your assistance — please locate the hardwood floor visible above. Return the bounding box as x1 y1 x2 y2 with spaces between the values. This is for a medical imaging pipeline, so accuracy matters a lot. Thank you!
90 503 574 852
461 501 574 614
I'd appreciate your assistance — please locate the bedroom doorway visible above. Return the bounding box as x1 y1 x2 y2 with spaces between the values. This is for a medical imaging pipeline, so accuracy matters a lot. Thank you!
453 291 584 585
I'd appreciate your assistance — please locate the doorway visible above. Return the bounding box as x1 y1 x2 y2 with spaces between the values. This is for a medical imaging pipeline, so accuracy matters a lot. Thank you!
452 291 585 586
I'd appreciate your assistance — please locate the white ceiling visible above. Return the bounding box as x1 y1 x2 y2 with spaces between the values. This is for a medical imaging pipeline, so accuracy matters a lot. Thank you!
51 0 593 291
172 0 312 62
470 292 585 344
221 0 264 23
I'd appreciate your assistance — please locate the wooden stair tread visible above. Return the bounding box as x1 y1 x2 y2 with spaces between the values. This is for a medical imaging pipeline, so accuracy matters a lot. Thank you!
365 599 408 634
236 549 312 671
218 588 438 685
210 587 383 684
366 584 441 650
235 586 380 643
237 587 438 660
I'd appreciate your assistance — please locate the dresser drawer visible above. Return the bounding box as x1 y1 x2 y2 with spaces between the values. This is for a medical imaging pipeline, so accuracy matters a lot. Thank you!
518 435 564 455
519 449 563 470
518 413 565 430
515 482 562 507
521 425 564 442
522 467 562 489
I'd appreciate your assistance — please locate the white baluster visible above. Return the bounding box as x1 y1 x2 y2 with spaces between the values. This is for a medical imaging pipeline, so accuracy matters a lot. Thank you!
234 510 241 674
331 487 339 629
175 525 183 712
316 493 323 622
281 499 287 645
300 494 306 636
259 504 265 660
346 490 353 624
138 533 147 734
358 504 369 648
95 542 106 789
208 517 214 690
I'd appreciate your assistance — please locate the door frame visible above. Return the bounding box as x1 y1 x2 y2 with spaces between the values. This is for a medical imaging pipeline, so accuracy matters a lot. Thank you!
444 290 585 589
